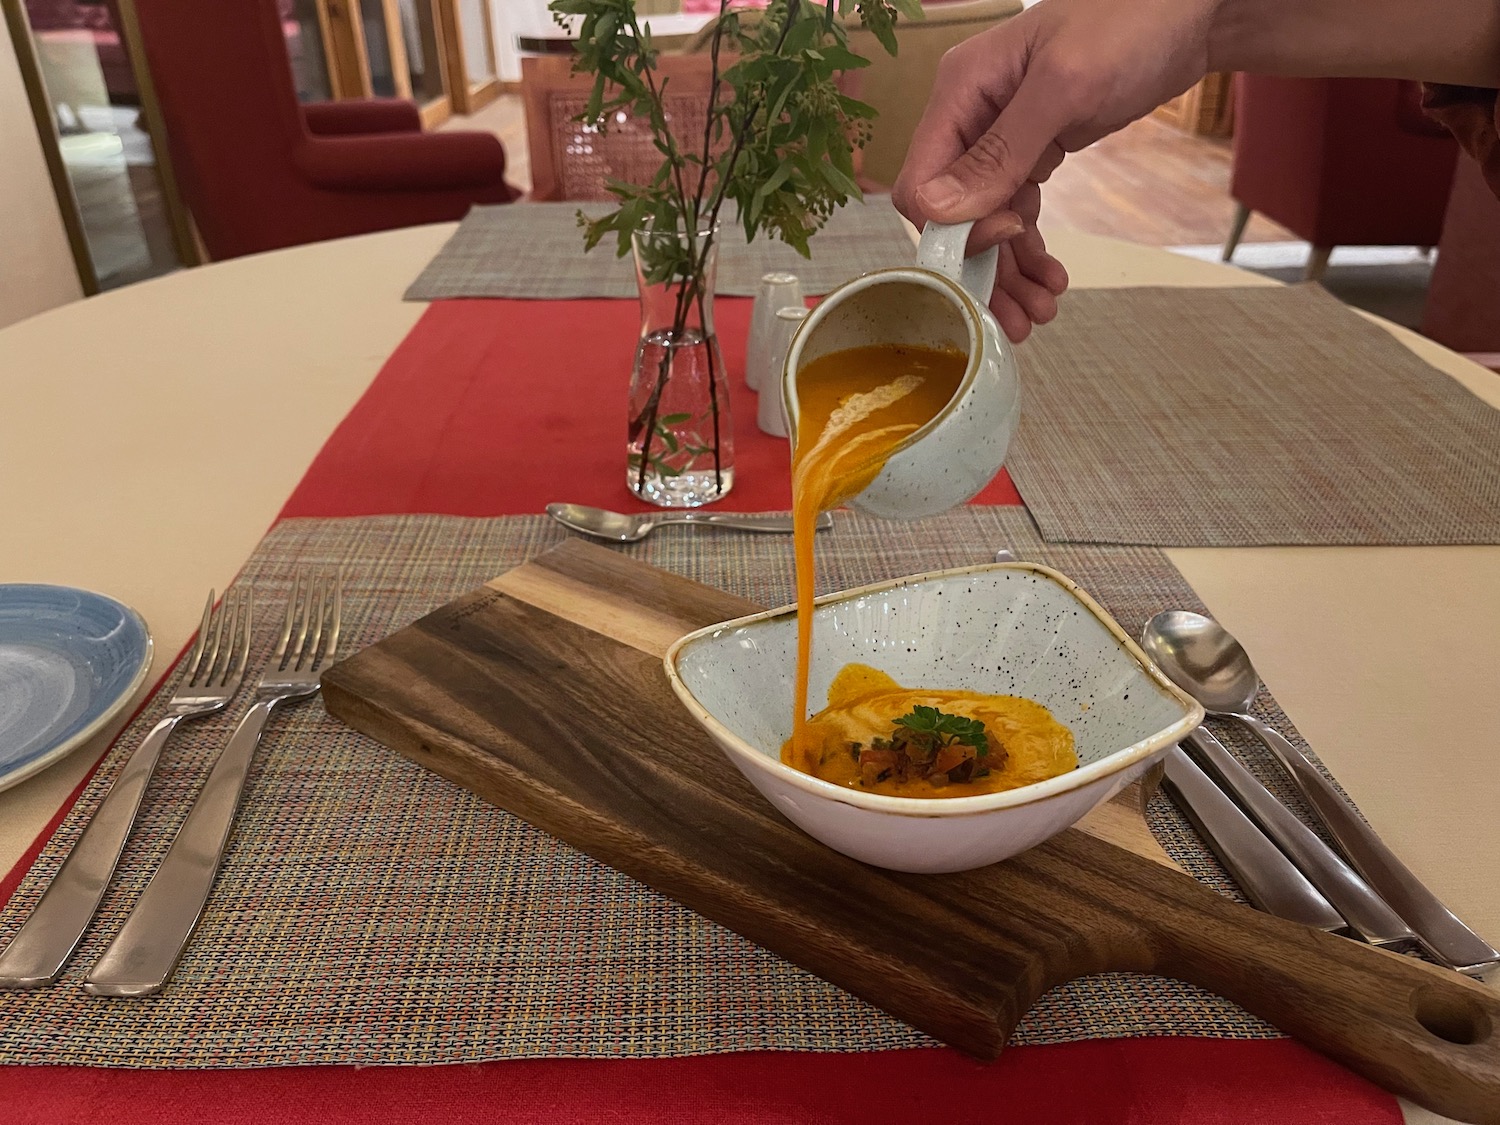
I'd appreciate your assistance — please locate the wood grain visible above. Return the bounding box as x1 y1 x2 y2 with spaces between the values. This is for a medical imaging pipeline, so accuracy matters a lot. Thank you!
321 540 1500 1122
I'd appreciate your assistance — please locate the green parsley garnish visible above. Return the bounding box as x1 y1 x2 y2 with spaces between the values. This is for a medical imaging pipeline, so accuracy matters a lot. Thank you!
852 706 1002 788
893 705 990 757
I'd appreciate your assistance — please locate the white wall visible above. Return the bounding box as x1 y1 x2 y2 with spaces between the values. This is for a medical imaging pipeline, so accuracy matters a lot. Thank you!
490 0 555 83
0 17 84 329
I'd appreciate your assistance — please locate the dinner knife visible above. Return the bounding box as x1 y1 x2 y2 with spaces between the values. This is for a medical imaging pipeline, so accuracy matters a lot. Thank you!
1160 746 1345 932
1184 728 1420 954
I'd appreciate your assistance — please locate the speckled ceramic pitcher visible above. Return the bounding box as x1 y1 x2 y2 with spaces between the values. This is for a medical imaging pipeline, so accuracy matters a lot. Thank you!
781 220 1020 520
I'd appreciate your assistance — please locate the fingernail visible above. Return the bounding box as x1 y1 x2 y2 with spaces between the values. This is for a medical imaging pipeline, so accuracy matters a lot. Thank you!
995 213 1024 239
917 175 965 213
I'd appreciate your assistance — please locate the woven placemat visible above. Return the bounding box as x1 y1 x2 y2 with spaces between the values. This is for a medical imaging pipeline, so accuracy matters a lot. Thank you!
1008 285 1500 546
403 199 914 301
1 507 1363 1069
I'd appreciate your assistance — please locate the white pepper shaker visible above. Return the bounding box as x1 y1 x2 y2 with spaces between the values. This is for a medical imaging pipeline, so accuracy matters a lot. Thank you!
757 306 810 438
745 272 803 390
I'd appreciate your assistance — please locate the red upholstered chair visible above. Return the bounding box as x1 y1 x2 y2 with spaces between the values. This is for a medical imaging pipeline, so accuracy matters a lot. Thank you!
1421 157 1500 367
131 0 520 260
1223 75 1460 281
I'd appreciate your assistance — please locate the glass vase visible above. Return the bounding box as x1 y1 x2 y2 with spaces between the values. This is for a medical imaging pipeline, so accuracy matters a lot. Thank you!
627 226 735 507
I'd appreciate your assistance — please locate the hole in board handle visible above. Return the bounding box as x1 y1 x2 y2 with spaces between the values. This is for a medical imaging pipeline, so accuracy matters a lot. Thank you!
1412 984 1494 1045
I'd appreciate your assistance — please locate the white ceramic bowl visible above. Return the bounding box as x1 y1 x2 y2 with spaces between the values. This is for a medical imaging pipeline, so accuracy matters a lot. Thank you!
665 563 1204 873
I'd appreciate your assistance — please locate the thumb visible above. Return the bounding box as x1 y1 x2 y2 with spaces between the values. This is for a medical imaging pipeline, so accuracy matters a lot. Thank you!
916 80 1068 224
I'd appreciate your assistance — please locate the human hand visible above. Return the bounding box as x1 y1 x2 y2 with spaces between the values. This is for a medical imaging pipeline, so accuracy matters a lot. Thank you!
893 0 1221 341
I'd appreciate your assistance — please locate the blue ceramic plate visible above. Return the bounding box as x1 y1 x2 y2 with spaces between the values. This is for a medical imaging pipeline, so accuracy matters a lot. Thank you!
0 585 153 794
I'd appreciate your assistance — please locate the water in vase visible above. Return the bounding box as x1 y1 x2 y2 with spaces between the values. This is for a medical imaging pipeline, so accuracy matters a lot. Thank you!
627 326 735 508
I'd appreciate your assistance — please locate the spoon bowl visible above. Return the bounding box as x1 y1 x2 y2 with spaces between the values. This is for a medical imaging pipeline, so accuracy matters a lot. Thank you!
548 503 656 542
547 502 829 543
1138 610 1260 715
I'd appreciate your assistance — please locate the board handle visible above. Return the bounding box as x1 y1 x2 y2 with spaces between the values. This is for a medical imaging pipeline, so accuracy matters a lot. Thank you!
1129 854 1500 1123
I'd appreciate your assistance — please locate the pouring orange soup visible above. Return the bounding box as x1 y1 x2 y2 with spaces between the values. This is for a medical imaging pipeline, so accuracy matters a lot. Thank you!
784 343 1077 798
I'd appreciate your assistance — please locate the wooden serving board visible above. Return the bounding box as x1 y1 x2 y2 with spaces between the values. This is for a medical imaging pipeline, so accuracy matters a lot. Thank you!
321 540 1500 1123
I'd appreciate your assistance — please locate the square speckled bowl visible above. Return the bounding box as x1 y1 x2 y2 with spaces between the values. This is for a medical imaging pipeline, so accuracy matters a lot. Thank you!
665 562 1203 873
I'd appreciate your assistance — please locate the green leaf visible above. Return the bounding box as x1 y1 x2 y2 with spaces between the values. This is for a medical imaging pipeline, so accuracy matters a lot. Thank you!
817 43 869 71
822 157 858 199
562 0 908 322
894 706 990 756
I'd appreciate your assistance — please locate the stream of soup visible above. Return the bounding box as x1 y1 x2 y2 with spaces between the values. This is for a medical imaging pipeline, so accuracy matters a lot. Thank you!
782 343 1077 798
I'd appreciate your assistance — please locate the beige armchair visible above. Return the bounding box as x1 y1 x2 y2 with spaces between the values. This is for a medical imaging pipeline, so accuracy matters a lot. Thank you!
847 0 1023 186
686 0 1023 187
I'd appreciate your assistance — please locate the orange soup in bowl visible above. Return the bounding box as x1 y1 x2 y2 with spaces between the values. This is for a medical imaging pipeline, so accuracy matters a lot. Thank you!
785 343 1076 798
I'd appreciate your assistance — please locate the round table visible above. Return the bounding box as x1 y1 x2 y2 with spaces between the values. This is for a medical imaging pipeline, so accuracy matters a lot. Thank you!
3 221 1498 1024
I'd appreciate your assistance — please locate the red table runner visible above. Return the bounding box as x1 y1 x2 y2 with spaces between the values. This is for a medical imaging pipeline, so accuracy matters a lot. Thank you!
5 298 1398 1124
282 298 1023 518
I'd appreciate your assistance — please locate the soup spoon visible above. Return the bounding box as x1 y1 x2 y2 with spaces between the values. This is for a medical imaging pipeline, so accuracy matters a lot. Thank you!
1141 609 1500 976
547 502 832 543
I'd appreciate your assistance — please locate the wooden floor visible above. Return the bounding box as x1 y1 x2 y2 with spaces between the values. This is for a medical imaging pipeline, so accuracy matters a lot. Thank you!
1042 115 1293 247
450 95 1293 250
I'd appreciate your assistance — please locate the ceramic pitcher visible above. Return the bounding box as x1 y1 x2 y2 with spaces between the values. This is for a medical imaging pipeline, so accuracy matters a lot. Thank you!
781 221 1020 520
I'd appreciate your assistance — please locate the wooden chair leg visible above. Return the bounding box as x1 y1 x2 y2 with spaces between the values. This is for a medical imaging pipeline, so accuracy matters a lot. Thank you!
1222 203 1251 262
1305 245 1334 282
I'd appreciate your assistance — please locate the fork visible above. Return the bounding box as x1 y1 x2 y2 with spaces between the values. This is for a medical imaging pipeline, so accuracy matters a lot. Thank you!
83 572 342 998
0 590 251 988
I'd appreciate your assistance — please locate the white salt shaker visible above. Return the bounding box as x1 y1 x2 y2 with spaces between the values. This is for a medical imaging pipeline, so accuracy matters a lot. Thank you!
745 272 802 390
757 306 810 438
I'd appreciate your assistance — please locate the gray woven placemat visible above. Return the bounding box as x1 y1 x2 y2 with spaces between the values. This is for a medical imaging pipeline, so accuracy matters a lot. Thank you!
403 199 914 301
1008 285 1500 546
1 507 1361 1069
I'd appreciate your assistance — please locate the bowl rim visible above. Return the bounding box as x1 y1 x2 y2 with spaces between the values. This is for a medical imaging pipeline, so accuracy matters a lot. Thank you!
663 560 1205 819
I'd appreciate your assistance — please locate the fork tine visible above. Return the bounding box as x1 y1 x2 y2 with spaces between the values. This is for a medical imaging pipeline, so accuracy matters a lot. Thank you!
203 590 230 684
229 589 253 686
274 572 301 668
300 575 328 672
182 591 215 684
289 573 314 669
324 571 343 665
202 591 234 684
208 589 242 688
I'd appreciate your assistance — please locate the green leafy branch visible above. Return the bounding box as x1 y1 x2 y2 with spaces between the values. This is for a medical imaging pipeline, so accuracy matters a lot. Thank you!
548 0 923 497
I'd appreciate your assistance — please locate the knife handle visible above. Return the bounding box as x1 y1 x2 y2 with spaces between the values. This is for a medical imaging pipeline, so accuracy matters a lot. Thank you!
1161 746 1344 933
1187 728 1418 952
1234 713 1500 976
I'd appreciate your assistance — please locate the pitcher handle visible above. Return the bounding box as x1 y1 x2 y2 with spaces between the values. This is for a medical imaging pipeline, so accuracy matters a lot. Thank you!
916 221 998 308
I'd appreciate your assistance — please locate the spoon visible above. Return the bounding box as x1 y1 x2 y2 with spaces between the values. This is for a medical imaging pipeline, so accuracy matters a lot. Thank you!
1141 609 1500 976
547 502 832 543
